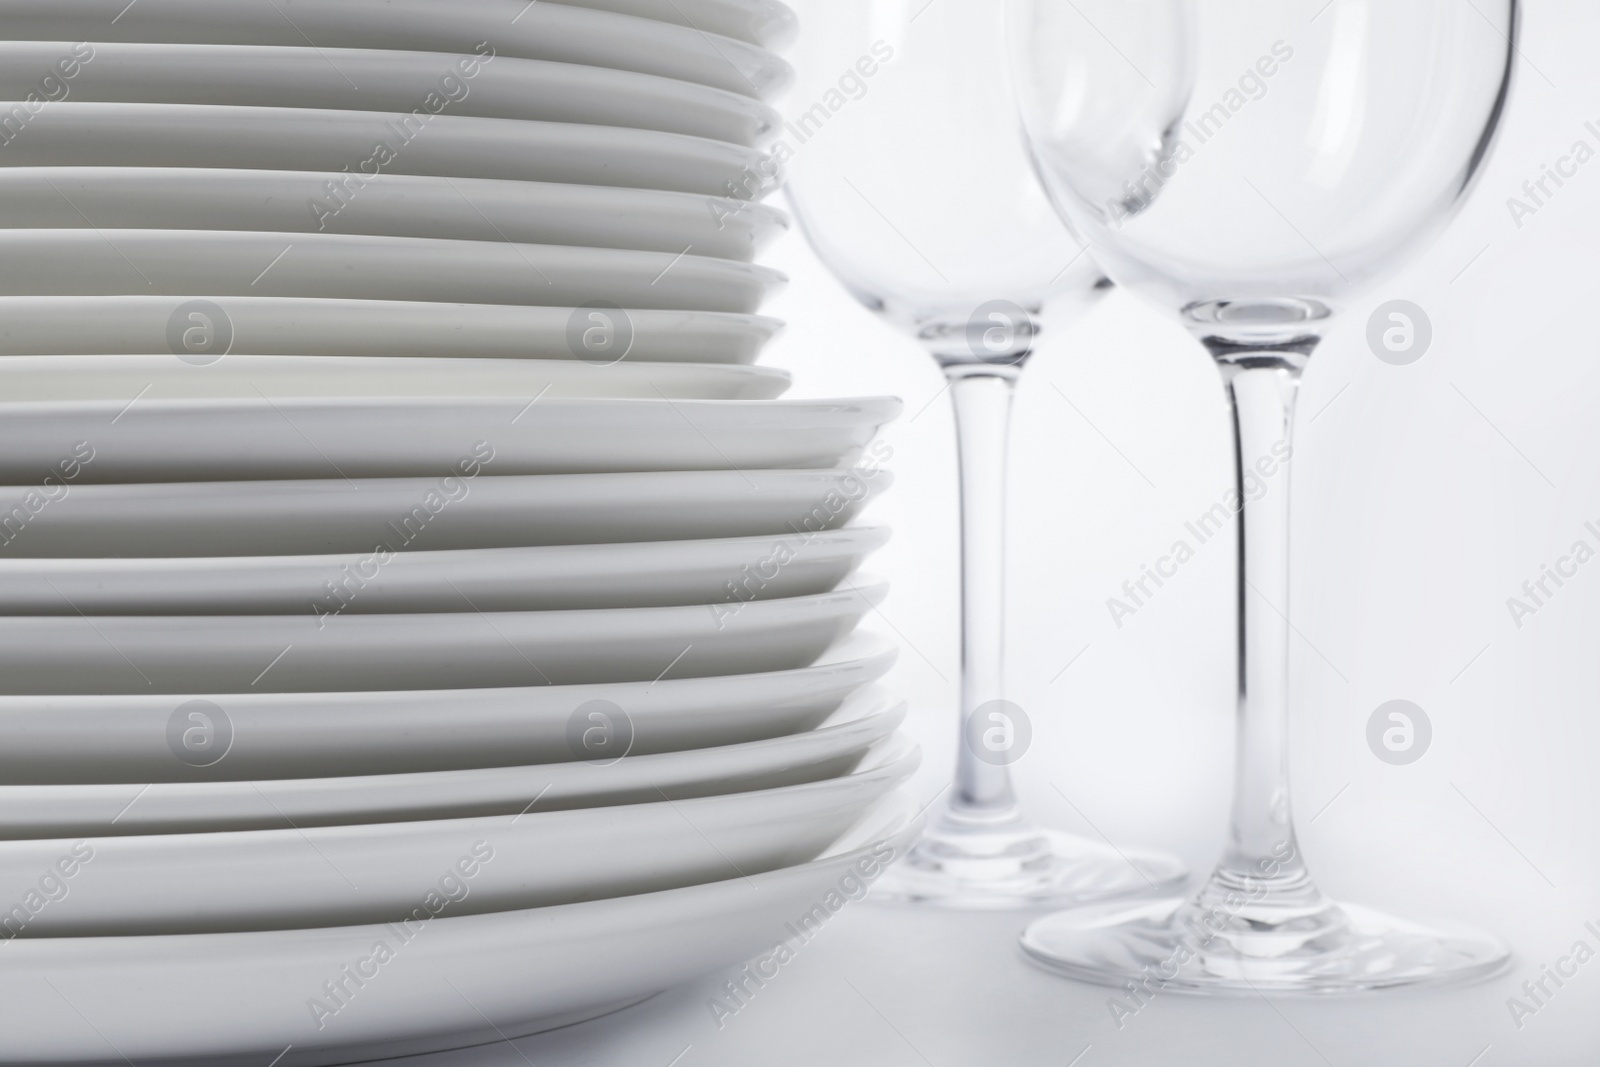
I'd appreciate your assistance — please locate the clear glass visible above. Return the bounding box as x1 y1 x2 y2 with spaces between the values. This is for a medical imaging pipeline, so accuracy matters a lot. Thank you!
1011 0 1516 989
780 0 1185 907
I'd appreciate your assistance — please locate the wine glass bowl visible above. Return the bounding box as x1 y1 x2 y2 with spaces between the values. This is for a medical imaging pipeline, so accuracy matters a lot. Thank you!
783 0 1108 367
1012 0 1516 351
1011 0 1517 990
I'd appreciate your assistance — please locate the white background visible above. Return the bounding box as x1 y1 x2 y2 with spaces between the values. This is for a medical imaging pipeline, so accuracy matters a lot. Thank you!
759 0 1600 1059
771 0 1600 883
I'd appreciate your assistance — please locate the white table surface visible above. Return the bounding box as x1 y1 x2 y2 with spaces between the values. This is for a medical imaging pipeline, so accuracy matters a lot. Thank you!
366 887 1597 1067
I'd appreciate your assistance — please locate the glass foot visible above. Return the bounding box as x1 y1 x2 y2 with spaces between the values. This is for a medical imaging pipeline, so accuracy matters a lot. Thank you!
870 804 1188 910
1021 892 1510 994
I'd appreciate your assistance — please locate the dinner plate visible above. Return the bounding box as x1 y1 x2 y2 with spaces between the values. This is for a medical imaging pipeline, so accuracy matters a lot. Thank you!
0 0 790 98
0 685 901 817
0 231 783 314
0 297 781 363
0 43 780 146
0 690 901 839
0 104 776 198
0 736 916 936
0 580 886 694
0 170 788 261
0 633 896 783
0 468 888 558
10 732 911 916
0 356 791 402
0 796 915 1066
0 526 885 616
0 395 898 484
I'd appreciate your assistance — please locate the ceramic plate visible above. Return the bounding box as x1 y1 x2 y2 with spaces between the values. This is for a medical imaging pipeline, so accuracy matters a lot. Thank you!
0 356 790 402
0 0 789 98
0 297 782 363
0 735 915 936
0 526 885 615
0 104 775 198
0 687 902 821
0 170 788 261
0 580 885 694
0 796 915 1066
0 468 888 558
0 231 783 314
0 395 897 484
0 633 895 783
0 738 914 935
0 43 779 146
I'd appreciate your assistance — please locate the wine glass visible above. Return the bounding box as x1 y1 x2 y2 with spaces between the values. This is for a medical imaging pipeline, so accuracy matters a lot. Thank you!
780 0 1186 907
1010 0 1516 988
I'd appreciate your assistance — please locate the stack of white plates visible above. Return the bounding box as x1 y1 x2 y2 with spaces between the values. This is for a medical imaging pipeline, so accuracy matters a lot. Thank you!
0 2 920 1063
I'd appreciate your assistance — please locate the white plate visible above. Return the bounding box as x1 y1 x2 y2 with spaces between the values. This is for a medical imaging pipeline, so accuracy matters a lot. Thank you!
0 526 885 615
0 735 916 936
0 690 902 838
0 231 783 314
0 797 915 1066
0 395 898 484
0 0 790 98
0 103 776 198
0 356 790 402
0 735 914 931
0 43 780 146
0 580 885 694
0 633 896 783
0 297 782 362
556 0 798 48
0 686 902 819
0 169 788 261
0 468 889 558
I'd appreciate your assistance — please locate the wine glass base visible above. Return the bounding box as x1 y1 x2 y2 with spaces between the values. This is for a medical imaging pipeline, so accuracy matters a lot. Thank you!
870 823 1188 911
1021 895 1510 994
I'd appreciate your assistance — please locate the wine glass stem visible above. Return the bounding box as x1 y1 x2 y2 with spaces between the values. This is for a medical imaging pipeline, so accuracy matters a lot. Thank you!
946 366 1022 819
1215 351 1309 890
